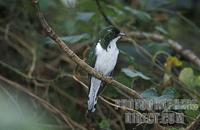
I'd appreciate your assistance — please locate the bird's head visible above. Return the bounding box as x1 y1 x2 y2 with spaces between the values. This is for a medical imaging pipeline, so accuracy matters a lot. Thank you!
98 26 125 49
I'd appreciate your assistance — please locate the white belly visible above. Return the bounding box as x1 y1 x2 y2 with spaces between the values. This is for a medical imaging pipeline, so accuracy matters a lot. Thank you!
94 42 119 75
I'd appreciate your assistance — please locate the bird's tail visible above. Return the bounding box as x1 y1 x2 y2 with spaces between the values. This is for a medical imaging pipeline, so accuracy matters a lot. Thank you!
87 77 101 112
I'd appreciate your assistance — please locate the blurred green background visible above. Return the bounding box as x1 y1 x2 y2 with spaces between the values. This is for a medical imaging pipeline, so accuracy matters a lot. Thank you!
0 0 200 130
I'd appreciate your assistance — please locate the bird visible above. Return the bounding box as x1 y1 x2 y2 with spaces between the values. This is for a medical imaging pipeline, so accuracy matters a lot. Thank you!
87 26 125 113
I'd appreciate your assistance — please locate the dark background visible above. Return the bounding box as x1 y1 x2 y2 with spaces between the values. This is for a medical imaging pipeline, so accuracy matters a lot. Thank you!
0 0 199 130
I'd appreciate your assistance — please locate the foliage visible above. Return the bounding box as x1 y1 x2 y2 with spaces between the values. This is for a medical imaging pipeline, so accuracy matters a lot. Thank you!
0 0 200 130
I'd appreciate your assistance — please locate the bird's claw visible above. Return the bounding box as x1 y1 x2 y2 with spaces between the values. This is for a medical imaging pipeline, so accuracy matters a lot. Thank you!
106 76 112 84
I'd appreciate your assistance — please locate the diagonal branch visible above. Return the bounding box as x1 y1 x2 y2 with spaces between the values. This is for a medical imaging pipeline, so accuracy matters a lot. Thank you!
95 0 114 26
185 114 200 130
32 0 142 99
32 1 167 129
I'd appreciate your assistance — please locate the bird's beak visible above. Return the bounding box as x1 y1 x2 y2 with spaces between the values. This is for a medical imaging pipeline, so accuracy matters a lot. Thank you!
119 32 126 36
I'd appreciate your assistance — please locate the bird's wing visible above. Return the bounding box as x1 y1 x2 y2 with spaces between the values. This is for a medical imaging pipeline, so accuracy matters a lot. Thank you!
87 43 97 89
87 46 96 68
96 70 113 96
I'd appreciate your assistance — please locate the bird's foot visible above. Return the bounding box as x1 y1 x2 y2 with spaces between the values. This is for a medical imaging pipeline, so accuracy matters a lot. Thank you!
106 76 112 84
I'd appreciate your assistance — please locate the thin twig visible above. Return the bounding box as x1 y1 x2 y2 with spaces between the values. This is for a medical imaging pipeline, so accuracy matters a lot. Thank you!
72 76 154 123
28 48 37 77
0 75 87 130
52 85 85 107
147 8 200 34
0 85 22 114
129 31 200 68
185 114 200 130
95 0 114 26
73 76 140 113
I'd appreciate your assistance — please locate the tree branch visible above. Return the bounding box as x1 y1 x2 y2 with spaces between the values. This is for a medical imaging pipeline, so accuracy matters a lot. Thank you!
32 0 142 99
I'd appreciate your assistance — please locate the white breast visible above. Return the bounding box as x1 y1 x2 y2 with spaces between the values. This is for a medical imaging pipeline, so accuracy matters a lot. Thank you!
94 37 120 75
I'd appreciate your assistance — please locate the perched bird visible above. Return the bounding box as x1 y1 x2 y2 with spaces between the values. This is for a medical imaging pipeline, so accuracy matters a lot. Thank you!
87 26 125 112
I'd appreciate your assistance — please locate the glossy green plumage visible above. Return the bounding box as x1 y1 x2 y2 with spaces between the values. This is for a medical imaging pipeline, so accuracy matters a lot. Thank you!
87 42 97 68
98 26 120 49
87 26 120 67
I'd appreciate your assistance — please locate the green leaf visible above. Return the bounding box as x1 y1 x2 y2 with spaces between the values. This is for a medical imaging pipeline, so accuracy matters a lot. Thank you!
104 86 119 98
185 109 199 119
158 94 174 101
194 76 200 87
60 0 77 8
179 67 195 87
115 72 133 88
107 5 124 15
46 33 90 44
179 67 200 89
122 68 150 80
169 128 179 130
159 88 176 100
124 6 152 22
99 119 111 130
144 43 171 55
155 26 168 35
61 33 90 43
76 12 95 22
141 87 176 101
162 87 176 96
40 0 56 10
141 87 158 99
